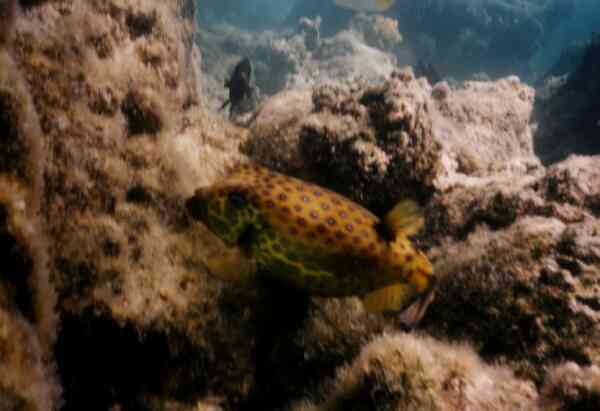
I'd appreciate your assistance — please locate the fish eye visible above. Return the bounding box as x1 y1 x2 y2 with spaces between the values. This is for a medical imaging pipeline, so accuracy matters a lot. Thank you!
227 191 247 209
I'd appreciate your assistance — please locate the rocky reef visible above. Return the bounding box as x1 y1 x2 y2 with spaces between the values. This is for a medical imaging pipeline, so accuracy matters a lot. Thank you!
285 0 574 80
1 1 599 411
246 69 538 212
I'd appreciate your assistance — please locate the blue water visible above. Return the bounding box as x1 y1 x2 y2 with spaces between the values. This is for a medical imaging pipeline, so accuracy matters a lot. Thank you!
531 0 600 76
198 0 295 30
198 0 600 81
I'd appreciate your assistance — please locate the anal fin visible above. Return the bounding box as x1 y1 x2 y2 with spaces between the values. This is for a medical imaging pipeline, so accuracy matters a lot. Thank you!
363 282 417 313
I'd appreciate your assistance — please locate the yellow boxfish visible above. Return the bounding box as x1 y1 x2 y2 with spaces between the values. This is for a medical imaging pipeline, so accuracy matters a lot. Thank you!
186 163 435 327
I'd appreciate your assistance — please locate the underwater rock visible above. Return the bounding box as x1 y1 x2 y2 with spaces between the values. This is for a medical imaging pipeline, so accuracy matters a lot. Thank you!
0 176 60 410
247 69 540 211
302 70 440 213
121 88 164 136
247 69 440 214
539 362 600 410
423 154 600 383
0 48 60 411
431 75 540 186
246 65 599 399
348 13 402 52
292 333 538 411
0 310 60 411
246 88 313 173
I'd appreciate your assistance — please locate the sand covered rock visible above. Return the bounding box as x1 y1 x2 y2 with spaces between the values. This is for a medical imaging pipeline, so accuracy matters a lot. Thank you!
292 333 538 411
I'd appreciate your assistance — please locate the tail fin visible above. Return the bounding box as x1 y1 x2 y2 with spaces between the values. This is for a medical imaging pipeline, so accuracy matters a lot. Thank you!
385 199 424 238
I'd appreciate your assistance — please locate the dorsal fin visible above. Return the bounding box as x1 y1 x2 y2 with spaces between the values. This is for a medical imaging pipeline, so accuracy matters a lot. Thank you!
384 200 424 239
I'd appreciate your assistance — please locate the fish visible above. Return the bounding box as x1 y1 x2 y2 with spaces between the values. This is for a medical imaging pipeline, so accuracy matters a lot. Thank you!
0 0 16 45
333 0 395 13
186 163 435 327
219 57 253 118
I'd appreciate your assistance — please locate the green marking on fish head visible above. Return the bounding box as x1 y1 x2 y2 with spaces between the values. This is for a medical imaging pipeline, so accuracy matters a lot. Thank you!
186 184 260 247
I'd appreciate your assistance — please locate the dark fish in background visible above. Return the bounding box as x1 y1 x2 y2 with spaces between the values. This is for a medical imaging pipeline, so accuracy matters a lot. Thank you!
0 0 16 46
219 57 253 118
416 59 442 85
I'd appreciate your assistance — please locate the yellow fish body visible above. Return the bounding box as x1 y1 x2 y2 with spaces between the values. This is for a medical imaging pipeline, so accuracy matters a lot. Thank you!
333 0 395 13
186 163 435 326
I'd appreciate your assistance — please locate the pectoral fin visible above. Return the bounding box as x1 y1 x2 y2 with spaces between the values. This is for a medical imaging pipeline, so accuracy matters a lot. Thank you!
203 247 257 283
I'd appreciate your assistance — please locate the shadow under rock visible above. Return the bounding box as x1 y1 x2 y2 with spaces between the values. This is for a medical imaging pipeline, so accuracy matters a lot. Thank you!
237 278 349 411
